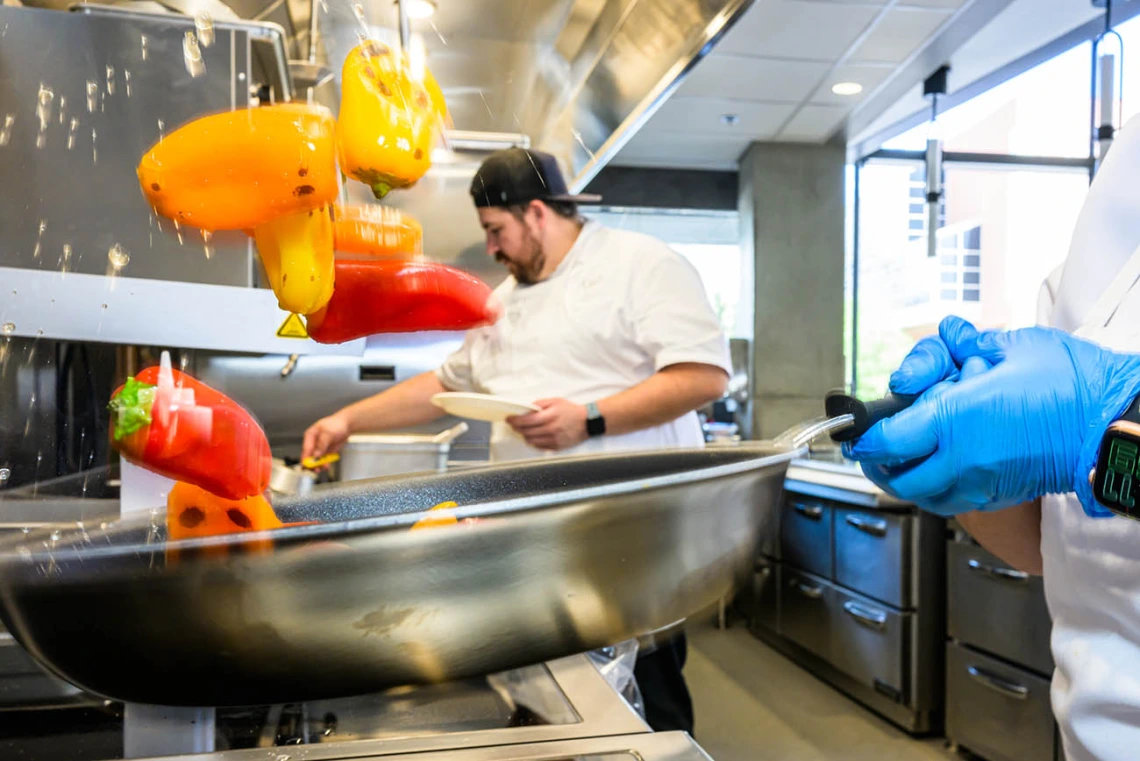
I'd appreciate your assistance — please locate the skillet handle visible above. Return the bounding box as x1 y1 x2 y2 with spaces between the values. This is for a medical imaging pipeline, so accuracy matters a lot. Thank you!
824 389 918 443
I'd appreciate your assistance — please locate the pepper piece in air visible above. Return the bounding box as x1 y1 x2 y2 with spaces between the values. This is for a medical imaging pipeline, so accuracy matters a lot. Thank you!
305 259 498 344
334 204 423 259
108 354 271 501
337 41 449 199
165 481 283 563
137 103 338 231
253 204 336 315
409 501 459 532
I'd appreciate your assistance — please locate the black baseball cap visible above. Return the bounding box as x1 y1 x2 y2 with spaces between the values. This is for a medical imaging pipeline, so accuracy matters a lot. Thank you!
470 148 602 208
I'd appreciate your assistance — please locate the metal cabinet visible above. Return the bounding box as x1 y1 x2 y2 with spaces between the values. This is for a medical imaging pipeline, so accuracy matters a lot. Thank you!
946 642 1055 761
947 541 1053 675
780 497 833 579
745 464 945 735
834 507 912 609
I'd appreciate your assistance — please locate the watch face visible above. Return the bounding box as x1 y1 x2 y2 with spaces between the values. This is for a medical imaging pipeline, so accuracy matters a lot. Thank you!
1094 424 1140 519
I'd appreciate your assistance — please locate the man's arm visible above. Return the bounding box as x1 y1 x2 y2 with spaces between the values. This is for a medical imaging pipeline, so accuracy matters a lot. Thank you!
955 499 1043 576
301 371 449 459
507 363 727 451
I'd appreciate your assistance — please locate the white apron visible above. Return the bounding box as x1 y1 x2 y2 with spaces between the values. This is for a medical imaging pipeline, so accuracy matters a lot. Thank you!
1042 241 1140 761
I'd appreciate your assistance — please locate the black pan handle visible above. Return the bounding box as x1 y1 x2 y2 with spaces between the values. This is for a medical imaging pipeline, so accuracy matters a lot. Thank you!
824 389 918 443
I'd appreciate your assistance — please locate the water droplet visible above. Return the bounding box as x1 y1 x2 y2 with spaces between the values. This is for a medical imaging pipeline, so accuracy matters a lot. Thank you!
36 329 43 337
107 243 130 270
35 83 54 150
0 468 8 486
157 118 165 144
86 80 98 113
39 220 47 235
58 96 66 125
100 303 108 310
173 219 184 245
0 114 14 147
124 70 132 98
183 32 205 78
91 128 97 164
319 0 327 12
571 129 597 164
105 65 115 96
59 244 72 276
141 34 148 61
429 19 448 45
49 530 61 542
1 324 14 336
67 117 78 150
195 12 215 48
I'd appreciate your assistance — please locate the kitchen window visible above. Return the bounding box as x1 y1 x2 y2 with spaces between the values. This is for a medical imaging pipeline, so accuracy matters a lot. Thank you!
851 160 1088 399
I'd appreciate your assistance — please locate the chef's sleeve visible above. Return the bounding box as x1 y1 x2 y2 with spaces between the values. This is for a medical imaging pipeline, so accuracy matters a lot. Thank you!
435 334 476 392
631 249 732 375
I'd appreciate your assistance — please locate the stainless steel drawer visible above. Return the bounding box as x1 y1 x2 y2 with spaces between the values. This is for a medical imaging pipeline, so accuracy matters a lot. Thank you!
830 587 909 702
948 542 1053 674
780 568 833 661
947 642 1055 761
751 559 779 634
781 497 833 578
834 507 912 609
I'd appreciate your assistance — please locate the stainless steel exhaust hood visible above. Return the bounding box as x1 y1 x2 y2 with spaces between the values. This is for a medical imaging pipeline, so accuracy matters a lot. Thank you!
313 0 755 190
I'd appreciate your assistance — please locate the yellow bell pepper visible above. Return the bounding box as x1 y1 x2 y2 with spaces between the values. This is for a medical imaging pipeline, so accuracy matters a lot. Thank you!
410 500 459 531
337 41 449 199
252 204 335 315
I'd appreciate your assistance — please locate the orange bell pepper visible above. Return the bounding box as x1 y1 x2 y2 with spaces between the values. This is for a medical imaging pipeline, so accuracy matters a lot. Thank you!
334 204 423 258
165 481 283 563
138 104 339 314
137 103 338 231
337 41 449 199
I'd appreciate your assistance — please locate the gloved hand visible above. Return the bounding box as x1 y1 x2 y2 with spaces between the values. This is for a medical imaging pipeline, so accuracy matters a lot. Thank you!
844 316 1140 516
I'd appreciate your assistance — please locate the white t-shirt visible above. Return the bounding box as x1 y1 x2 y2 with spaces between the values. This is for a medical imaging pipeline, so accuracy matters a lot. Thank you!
436 220 732 462
1036 115 1140 761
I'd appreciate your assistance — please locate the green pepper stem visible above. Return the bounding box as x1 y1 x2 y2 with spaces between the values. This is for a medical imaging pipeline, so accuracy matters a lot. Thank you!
107 376 157 441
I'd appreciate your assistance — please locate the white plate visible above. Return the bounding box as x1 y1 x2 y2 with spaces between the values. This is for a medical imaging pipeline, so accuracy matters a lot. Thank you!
431 392 541 423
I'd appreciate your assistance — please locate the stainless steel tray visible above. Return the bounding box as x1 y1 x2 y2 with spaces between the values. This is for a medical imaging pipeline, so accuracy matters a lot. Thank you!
0 445 798 706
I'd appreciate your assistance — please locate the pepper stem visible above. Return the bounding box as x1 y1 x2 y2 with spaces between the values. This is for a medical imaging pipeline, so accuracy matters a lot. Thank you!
370 180 393 199
107 376 157 441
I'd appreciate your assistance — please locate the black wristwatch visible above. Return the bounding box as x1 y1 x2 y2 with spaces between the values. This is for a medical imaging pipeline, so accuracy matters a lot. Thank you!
585 402 606 438
1091 393 1140 519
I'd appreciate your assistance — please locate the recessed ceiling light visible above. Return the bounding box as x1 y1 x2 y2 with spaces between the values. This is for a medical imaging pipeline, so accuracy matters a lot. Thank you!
831 81 864 96
397 0 437 20
720 113 740 126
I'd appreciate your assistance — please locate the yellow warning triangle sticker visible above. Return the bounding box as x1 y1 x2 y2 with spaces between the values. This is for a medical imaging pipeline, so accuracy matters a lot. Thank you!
276 313 309 339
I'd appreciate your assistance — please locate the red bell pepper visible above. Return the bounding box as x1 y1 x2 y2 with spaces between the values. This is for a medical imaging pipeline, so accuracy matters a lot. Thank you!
108 359 272 500
305 259 497 344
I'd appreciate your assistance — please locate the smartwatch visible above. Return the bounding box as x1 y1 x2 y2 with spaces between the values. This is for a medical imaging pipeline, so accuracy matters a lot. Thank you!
585 402 606 438
1092 393 1140 519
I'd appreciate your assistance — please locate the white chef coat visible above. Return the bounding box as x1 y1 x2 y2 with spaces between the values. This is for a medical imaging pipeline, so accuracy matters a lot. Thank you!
436 220 731 462
1035 115 1140 761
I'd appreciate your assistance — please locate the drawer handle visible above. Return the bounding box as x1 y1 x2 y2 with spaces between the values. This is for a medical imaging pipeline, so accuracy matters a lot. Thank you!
845 514 888 537
843 600 887 631
966 665 1029 700
790 580 824 599
793 503 823 520
968 559 1029 583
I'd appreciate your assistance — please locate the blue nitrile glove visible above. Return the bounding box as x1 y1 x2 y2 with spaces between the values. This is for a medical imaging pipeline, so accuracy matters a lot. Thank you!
843 316 1140 517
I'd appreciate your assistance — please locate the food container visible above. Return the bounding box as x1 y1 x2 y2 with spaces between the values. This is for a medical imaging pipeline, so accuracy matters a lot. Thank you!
340 422 469 480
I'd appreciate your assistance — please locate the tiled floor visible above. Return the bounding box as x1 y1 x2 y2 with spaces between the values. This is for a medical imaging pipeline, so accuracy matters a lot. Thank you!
687 621 958 761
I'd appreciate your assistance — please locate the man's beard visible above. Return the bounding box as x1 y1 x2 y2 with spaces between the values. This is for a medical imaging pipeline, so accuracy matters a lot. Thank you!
497 231 545 285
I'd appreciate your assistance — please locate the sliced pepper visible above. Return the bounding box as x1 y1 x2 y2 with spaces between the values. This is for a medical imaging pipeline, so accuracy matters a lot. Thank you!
409 501 458 532
137 103 338 231
138 104 340 314
166 481 283 563
337 41 449 199
334 204 423 259
305 259 498 344
253 204 336 315
108 353 271 501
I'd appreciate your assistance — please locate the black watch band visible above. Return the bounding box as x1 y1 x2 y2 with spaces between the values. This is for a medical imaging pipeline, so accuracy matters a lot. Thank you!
585 402 606 437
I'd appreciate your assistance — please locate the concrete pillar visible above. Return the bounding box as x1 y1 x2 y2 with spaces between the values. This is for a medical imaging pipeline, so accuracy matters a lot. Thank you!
739 143 846 440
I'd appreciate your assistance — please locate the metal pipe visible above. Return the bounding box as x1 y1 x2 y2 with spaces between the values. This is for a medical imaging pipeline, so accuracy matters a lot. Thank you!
307 0 319 63
396 0 410 54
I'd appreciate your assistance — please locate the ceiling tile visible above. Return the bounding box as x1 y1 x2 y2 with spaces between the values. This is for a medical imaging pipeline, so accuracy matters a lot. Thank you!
849 7 953 63
614 131 754 169
714 0 880 61
809 63 894 105
644 97 797 138
676 55 832 102
779 104 850 141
